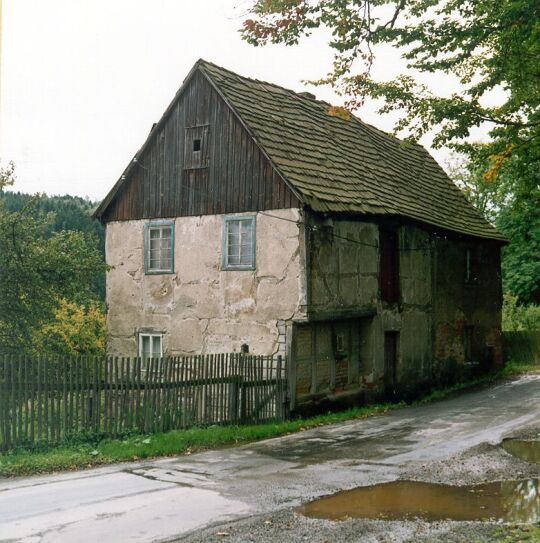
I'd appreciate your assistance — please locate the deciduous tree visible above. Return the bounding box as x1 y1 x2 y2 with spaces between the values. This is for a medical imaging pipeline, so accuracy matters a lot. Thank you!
243 0 540 304
242 0 539 189
0 164 106 353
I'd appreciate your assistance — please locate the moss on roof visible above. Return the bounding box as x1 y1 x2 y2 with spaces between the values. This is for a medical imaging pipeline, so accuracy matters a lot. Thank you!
200 60 505 241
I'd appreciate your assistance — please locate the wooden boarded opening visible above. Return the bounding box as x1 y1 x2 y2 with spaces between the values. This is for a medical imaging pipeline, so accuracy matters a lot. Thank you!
292 318 373 406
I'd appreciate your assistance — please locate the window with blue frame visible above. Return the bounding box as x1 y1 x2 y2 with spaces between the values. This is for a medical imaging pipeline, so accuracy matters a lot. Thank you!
144 220 174 274
222 215 256 270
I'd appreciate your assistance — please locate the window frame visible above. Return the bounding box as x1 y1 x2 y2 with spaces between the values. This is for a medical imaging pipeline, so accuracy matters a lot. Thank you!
221 215 257 271
184 125 209 170
144 219 175 275
138 332 164 360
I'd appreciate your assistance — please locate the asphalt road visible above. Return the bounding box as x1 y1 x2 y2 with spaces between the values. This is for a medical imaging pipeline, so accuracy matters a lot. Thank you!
1 374 540 543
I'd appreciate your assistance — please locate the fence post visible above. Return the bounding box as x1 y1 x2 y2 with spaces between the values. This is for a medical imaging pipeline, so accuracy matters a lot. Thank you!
0 355 6 451
277 355 288 421
239 353 247 423
87 395 94 424
227 354 238 423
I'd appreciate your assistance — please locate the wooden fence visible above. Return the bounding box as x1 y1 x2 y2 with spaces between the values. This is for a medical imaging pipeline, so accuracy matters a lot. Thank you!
503 331 540 364
0 353 288 452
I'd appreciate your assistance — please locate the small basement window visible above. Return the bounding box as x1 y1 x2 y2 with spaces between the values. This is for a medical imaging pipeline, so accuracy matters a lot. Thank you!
184 125 209 169
222 216 256 270
144 220 174 274
139 333 163 360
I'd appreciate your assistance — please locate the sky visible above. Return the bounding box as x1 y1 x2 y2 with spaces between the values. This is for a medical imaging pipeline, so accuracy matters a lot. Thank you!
1 0 467 201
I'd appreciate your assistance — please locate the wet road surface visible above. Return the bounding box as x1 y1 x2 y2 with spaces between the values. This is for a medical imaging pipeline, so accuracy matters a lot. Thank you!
1 374 539 542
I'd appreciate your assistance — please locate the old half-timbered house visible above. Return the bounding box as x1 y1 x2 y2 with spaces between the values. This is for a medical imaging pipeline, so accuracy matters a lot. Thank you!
94 59 507 410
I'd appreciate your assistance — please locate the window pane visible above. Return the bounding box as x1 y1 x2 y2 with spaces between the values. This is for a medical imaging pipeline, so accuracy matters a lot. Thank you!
240 243 252 265
151 336 162 358
141 335 150 358
228 243 240 254
225 218 254 268
241 220 252 239
147 224 173 271
228 221 240 237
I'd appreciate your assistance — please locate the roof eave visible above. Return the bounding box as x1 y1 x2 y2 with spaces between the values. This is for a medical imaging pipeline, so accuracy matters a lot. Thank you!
93 59 208 222
305 201 508 243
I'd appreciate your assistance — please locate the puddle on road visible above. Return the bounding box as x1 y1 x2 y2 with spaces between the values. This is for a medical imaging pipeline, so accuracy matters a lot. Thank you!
297 479 540 523
502 439 540 464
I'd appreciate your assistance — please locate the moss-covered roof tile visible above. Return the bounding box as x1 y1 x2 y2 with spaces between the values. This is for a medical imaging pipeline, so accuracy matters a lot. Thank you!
200 60 505 241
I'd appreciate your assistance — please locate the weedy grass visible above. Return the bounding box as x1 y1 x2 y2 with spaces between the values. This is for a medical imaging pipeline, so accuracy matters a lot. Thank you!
0 359 537 478
490 523 540 542
415 359 538 405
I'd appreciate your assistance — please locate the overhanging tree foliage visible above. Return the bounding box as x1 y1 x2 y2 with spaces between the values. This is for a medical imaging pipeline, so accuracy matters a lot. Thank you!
242 0 539 157
453 146 540 303
242 0 540 303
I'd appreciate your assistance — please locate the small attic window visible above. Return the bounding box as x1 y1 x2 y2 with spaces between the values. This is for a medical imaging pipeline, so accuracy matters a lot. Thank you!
184 125 209 169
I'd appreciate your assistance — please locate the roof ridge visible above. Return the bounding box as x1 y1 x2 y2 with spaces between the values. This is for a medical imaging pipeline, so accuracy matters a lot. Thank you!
198 59 318 100
198 59 415 148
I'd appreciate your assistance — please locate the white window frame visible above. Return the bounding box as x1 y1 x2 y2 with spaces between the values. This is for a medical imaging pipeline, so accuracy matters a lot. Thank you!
221 215 256 271
138 333 163 360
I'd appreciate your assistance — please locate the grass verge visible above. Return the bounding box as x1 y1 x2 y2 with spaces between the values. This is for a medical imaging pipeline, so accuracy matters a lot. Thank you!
0 359 537 478
490 523 540 542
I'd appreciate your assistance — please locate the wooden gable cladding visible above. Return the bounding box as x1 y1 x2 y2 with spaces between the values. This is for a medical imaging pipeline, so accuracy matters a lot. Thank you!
102 70 300 223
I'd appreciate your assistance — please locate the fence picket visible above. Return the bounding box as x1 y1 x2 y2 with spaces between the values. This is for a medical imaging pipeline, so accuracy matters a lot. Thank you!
2 357 9 449
0 357 6 451
179 356 186 427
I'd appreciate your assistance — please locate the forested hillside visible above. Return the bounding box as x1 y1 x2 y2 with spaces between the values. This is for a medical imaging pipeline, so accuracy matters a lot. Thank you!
0 191 105 301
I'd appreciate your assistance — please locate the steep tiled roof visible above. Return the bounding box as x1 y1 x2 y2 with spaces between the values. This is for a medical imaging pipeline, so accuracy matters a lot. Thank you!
200 60 505 241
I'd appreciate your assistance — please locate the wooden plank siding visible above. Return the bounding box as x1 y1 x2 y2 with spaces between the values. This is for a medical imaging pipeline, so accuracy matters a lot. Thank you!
102 71 300 223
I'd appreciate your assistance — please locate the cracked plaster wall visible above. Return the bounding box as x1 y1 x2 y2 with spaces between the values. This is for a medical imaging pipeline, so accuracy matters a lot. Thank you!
106 208 306 356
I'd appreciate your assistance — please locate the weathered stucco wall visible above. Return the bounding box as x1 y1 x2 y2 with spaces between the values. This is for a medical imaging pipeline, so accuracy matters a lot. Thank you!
106 208 306 356
302 215 503 404
308 219 379 314
365 224 433 397
432 238 503 382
